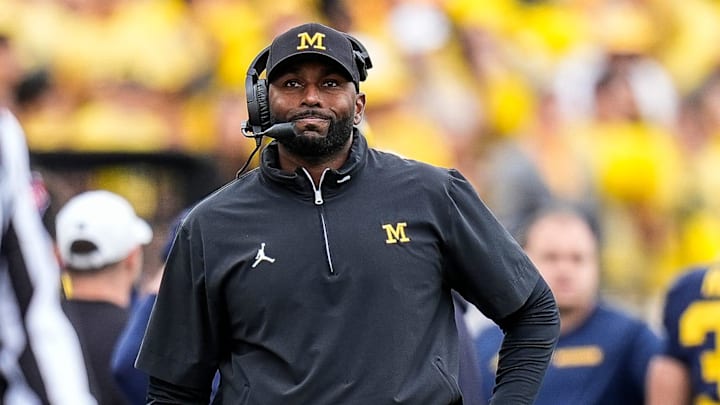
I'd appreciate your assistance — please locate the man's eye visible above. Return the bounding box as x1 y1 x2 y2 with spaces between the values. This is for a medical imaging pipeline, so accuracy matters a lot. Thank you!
323 80 339 87
283 80 301 87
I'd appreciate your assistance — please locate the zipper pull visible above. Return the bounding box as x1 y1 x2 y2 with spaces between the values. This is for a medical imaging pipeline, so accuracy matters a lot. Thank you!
301 167 326 205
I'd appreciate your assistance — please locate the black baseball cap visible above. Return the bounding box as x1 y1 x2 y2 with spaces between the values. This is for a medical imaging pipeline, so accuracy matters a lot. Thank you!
266 23 361 87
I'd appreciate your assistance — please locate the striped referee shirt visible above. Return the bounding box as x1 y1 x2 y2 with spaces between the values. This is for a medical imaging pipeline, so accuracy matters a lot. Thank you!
0 108 96 405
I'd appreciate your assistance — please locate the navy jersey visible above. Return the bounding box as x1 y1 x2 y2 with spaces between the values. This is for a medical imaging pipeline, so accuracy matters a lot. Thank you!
475 303 660 405
661 265 720 404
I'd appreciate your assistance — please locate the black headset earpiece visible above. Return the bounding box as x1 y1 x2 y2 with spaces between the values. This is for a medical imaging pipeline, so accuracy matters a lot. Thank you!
244 46 272 135
238 46 271 178
346 34 373 83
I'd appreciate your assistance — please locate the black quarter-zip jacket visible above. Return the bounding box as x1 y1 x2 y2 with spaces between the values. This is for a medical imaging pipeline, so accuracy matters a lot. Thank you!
137 131 557 404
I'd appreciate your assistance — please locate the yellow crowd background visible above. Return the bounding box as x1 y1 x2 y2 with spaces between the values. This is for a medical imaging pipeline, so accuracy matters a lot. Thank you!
3 0 720 319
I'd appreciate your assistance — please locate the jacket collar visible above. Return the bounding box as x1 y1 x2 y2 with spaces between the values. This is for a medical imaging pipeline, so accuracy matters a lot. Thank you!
259 128 368 194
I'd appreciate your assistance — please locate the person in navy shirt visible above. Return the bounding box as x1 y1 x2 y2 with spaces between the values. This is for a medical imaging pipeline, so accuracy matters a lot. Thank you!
475 202 661 405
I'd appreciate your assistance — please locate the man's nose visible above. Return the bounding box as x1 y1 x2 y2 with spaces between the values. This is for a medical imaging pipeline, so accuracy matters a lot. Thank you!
301 85 321 106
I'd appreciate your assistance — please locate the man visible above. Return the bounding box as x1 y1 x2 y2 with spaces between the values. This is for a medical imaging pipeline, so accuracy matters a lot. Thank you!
137 22 559 404
56 190 152 405
1 33 96 405
647 264 720 404
474 203 661 404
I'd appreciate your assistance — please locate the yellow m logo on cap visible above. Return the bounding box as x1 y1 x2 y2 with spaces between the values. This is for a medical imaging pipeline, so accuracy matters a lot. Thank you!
297 32 326 51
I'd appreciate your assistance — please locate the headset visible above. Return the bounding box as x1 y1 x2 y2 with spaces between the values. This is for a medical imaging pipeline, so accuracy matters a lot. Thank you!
241 33 373 138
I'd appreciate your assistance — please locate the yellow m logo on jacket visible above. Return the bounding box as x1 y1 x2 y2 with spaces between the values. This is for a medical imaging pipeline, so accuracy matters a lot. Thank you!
382 222 410 244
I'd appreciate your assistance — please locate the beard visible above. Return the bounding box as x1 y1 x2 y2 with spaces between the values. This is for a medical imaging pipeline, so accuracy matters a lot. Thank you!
275 113 354 165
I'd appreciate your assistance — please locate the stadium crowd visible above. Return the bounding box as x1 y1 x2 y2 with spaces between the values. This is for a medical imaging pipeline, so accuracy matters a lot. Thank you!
4 0 720 325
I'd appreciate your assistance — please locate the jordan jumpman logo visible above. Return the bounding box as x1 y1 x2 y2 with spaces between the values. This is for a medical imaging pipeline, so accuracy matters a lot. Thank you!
252 243 276 268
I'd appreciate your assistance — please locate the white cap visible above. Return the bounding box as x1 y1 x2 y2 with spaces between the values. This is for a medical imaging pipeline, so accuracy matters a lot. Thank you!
56 190 153 270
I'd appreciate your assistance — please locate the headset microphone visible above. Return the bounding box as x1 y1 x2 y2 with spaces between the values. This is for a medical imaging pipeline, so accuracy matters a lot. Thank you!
242 121 296 142
237 121 297 178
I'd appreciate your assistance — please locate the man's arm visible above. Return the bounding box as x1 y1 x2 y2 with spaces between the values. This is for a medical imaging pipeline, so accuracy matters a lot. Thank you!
490 277 560 404
136 219 219 403
646 355 691 405
440 170 559 403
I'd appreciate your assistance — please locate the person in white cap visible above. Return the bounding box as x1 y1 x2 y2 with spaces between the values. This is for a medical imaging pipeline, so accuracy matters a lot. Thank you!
56 190 152 405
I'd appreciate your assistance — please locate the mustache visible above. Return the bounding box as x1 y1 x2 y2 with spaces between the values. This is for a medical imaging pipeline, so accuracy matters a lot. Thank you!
289 110 333 121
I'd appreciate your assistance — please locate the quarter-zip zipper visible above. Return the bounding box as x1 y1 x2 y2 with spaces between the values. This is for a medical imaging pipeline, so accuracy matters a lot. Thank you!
301 168 335 274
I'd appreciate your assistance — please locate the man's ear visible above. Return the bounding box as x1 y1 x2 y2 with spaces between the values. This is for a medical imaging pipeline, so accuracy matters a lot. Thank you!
354 92 366 125
123 246 143 276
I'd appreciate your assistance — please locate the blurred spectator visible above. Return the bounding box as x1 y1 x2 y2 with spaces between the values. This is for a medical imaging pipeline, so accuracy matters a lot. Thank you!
572 63 684 304
11 0 216 152
56 190 152 405
672 71 720 269
552 0 678 130
475 202 661 404
360 32 456 169
471 86 597 237
651 0 720 95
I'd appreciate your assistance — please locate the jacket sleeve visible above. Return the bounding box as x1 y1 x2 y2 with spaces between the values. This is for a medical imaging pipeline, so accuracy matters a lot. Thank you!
135 219 218 397
441 169 559 404
442 169 543 320
491 277 559 404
